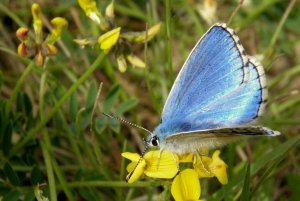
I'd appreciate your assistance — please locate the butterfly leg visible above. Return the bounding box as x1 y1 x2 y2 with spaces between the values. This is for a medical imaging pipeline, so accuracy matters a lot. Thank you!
196 149 210 174
156 149 163 170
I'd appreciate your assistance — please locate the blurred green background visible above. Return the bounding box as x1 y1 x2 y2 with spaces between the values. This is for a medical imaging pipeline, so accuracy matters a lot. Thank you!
0 0 299 200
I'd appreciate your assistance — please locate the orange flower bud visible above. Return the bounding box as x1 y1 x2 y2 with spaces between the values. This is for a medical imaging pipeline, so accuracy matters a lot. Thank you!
35 50 44 66
17 42 28 56
46 44 58 56
16 27 29 41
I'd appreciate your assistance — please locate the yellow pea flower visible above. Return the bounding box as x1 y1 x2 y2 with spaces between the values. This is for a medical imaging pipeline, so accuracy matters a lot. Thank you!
122 150 179 183
31 3 43 43
98 27 121 53
171 169 202 201
47 17 68 44
194 150 228 185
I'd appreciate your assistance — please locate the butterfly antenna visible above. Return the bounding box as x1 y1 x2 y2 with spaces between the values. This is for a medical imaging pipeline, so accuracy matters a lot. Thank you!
102 112 153 135
126 144 149 182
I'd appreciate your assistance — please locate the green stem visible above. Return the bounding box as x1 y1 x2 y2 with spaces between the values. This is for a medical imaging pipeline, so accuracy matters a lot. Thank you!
6 62 35 115
264 0 297 64
165 0 174 83
39 63 58 201
9 53 105 158
43 130 75 201
41 141 57 201
60 181 160 188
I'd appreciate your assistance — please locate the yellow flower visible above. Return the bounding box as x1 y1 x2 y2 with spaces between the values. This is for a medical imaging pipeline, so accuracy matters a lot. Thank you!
121 23 161 43
194 150 228 185
171 169 201 201
98 27 121 53
47 17 68 44
31 3 43 43
16 3 68 65
122 150 179 183
77 0 109 30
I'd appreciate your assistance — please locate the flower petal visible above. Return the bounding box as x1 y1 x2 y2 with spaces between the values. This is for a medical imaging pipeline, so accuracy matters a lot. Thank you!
98 27 121 53
121 152 141 162
126 159 146 184
143 151 178 179
209 150 228 184
171 169 201 201
179 153 194 163
194 156 214 178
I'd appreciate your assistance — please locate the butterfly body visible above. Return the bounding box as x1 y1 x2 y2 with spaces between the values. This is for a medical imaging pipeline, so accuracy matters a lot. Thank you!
145 23 280 154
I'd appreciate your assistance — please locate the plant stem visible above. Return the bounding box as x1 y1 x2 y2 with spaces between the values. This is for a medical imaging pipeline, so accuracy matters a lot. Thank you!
264 0 297 65
6 62 35 115
9 53 105 158
165 0 174 83
41 141 57 201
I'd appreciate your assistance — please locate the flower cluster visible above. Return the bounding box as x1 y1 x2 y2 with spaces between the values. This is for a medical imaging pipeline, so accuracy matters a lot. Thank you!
122 150 228 201
16 3 68 65
76 0 161 72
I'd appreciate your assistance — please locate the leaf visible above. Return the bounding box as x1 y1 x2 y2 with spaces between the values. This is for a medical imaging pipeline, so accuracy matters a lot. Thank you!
240 163 250 201
116 99 138 115
211 136 300 201
251 135 300 174
85 81 98 113
2 121 12 155
69 91 78 121
103 84 120 113
4 163 20 186
31 166 43 185
3 190 20 201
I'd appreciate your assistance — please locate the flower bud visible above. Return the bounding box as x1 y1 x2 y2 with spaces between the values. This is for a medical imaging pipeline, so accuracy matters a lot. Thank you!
31 3 43 42
35 50 44 66
17 42 28 56
126 54 146 68
16 27 29 41
46 44 58 56
117 54 127 72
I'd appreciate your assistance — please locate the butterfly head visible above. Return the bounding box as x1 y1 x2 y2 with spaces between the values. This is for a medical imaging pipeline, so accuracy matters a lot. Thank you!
144 134 160 148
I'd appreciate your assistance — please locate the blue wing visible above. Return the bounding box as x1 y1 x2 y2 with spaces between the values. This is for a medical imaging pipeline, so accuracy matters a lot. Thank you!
155 23 267 139
196 57 267 126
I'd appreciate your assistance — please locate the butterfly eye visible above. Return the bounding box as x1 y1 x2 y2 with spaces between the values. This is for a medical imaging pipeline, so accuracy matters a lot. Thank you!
151 136 159 146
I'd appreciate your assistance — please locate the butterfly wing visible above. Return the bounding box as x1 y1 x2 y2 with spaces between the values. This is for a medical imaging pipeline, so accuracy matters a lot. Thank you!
196 57 268 127
164 126 280 151
161 23 248 129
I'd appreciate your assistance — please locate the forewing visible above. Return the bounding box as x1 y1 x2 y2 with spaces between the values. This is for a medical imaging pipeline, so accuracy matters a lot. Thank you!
194 57 268 127
162 23 248 123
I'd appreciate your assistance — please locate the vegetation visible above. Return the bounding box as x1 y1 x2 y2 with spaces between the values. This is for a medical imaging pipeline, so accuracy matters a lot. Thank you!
0 0 299 200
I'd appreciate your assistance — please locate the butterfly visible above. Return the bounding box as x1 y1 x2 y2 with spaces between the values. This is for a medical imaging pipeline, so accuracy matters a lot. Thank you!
144 23 280 155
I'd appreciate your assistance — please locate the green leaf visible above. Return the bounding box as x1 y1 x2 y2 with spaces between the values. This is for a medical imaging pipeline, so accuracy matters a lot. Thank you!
85 81 97 113
31 166 43 185
3 190 20 201
103 84 120 113
116 99 138 115
211 136 300 201
2 121 12 155
24 189 35 201
240 163 250 201
3 163 20 186
251 135 300 174
69 91 78 121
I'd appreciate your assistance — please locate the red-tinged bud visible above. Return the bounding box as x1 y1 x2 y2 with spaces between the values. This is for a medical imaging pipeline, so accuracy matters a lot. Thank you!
16 27 29 41
17 42 28 56
35 50 44 66
46 44 58 56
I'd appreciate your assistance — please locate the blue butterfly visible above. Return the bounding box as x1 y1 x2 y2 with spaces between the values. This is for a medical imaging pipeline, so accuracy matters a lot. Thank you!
145 23 280 154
